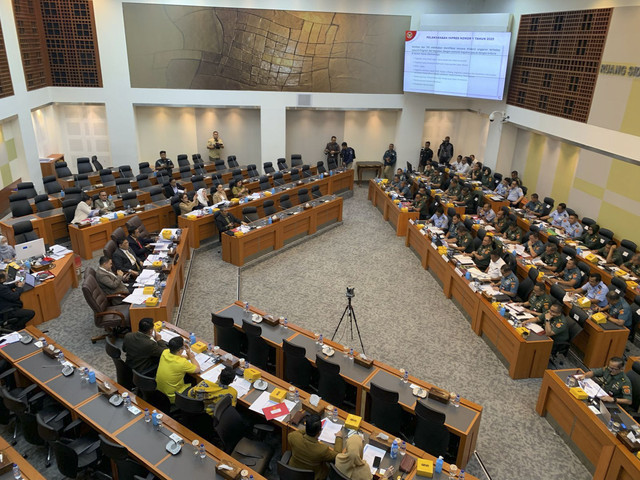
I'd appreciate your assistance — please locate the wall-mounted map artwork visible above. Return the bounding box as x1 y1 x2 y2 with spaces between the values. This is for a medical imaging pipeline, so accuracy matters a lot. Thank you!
123 4 409 94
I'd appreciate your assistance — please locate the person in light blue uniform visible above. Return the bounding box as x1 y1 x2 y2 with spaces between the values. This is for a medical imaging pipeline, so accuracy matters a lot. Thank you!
560 213 583 238
498 264 519 299
542 202 569 227
429 206 448 230
596 291 632 328
573 273 609 308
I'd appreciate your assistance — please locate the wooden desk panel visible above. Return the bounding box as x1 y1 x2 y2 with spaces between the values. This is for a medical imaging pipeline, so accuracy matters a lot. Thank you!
0 436 46 479
368 180 419 237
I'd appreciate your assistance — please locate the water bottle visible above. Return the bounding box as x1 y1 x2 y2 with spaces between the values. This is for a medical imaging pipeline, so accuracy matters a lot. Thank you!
161 321 166 330
244 302 249 314
283 318 288 330
454 394 460 408
349 348 354 361
78 367 86 382
199 443 206 459
390 439 398 459
152 409 158 426
459 469 465 480
208 343 213 354
144 408 150 423
294 389 300 404
608 418 614 431
332 407 338 422
60 190 65 198
268 217 272 225
399 440 407 456
499 306 506 317
465 271 471 280
402 370 409 384
288 386 296 402
189 332 196 345
88 371 96 384
435 456 444 474
122 392 131 408
108 194 113 202
83 367 89 384
57 351 65 364
12 463 21 480
41 337 48 347
318 334 324 347
474 279 480 290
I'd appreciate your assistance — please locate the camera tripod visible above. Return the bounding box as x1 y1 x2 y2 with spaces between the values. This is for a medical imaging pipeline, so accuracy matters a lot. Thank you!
331 295 365 354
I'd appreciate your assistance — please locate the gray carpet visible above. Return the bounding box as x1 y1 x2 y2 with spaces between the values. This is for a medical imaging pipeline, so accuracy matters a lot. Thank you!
8 185 639 479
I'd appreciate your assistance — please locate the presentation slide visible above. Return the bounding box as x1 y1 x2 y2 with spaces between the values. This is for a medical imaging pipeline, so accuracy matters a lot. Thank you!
403 31 511 100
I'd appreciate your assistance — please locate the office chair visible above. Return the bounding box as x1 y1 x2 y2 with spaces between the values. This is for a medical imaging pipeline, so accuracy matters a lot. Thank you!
13 221 39 243
277 158 288 171
9 193 32 218
515 277 534 303
74 174 91 189
170 195 182 218
149 186 164 202
126 215 153 240
116 178 131 194
138 162 153 174
247 164 259 179
43 176 63 194
231 169 244 184
291 154 303 168
316 355 346 408
34 194 54 213
174 391 217 442
290 168 301 181
368 382 406 437
568 305 589 328
621 239 637 252
283 340 314 390
311 185 321 199
273 172 285 186
214 159 226 171
297 188 310 203
77 157 93 174
98 434 153 480
102 241 117 264
316 161 326 174
241 320 274 372
627 362 640 418
55 162 73 178
551 317 582 362
81 272 130 344
17 182 38 199
329 463 351 480
91 156 104 171
471 236 481 252
212 395 274 474
414 399 450 459
263 162 275 174
301 165 311 178
263 199 277 216
192 153 203 164
258 176 271 191
211 313 244 358
279 194 292 209
599 228 614 240
227 155 239 169
122 192 139 209
242 207 259 223
191 174 207 191
562 245 577 258
193 162 206 175
119 165 134 178
610 276 627 298
576 261 591 286
0 383 45 445
527 267 540 283
100 169 115 183
131 370 171 413
278 450 314 480
179 165 192 180
327 158 338 171
63 187 83 202
550 283 566 303
62 199 80 224
105 337 134 390
136 174 152 188
177 154 190 168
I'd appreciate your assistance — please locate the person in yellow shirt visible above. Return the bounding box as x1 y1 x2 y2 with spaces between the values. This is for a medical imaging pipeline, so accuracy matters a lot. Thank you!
155 337 201 403
188 365 237 415
207 131 224 160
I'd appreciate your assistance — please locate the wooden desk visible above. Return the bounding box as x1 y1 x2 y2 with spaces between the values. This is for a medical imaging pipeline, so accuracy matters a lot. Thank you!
593 443 640 480
536 369 640 474
0 436 46 479
368 180 419 237
130 228 191 329
40 153 64 178
22 252 78 325
357 161 382 186
222 196 343 267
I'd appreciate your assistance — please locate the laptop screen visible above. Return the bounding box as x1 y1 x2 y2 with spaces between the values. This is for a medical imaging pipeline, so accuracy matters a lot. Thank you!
24 273 36 287
6 266 18 282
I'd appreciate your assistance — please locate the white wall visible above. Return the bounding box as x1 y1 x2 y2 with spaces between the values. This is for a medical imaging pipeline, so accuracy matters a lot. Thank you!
422 110 490 163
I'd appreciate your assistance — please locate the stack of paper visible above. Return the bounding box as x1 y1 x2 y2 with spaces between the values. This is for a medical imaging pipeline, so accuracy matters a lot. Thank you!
454 255 475 265
580 378 607 398
199 364 225 383
134 270 159 287
318 419 342 444
194 353 216 372
362 444 386 475
230 377 252 397
50 244 73 259
158 329 180 342
122 287 153 305
249 391 296 422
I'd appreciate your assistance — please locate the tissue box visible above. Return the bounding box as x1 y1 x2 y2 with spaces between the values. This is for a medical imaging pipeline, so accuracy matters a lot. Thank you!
142 286 155 295
99 217 110 223
152 260 163 267
269 388 287 403
116 212 125 219
585 253 598 264
569 387 588 400
145 297 158 306
437 246 448 255
400 207 408 212
416 459 434 478
344 414 361 430
516 326 529 336
416 224 424 229
576 297 591 308
234 231 244 237
161 229 173 239
243 368 261 382
154 321 163 331
615 269 627 277
187 214 196 220
191 341 207 353
591 312 607 324
627 281 638 289
264 191 272 196
393 199 401 205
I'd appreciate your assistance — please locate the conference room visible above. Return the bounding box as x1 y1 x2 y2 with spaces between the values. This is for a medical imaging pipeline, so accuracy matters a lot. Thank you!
1 1 640 480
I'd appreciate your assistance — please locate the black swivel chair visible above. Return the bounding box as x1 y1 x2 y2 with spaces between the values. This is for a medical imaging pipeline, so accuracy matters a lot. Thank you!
193 162 206 175
568 305 589 328
55 162 73 178
17 182 37 199
291 154 303 168
174 392 216 442
13 221 39 243
263 199 277 216
515 277 534 303
273 172 285 186
116 178 131 194
34 194 54 212
136 174 152 188
298 188 310 203
263 162 275 174
43 176 63 194
290 168 301 181
329 463 351 480
311 185 321 198
119 165 135 179
414 399 451 460
77 157 93 174
179 165 192 180
177 154 190 168
283 340 314 390
211 313 244 358
550 283 567 303
62 199 81 224
231 169 244 185
131 370 171 413
242 207 259 223
626 362 640 418
9 193 32 218
277 450 314 480
100 169 115 183
149 186 165 202
214 159 226 171
63 187 83 203
368 382 407 437
91 156 104 171
277 158 288 171
227 156 239 169
138 162 153 174
98 434 152 480
105 337 134 390
301 165 312 178
552 317 582 358
280 194 292 209
191 175 207 191
316 355 346 408
316 161 326 174
122 192 139 209
74 174 91 189
258 176 271 191
242 320 274 372
247 164 259 179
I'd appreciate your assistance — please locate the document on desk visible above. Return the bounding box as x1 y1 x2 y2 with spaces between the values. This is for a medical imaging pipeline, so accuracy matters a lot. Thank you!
363 444 387 475
0 332 21 346
193 353 216 372
199 364 224 383
454 255 474 265
527 323 544 334
580 378 607 398
158 329 180 342
134 270 159 286
50 244 73 259
249 391 295 422
230 377 251 398
318 419 343 444
122 288 153 304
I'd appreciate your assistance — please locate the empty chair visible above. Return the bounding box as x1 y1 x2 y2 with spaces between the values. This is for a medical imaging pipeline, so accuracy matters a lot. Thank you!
179 165 192 179
122 192 139 209
599 228 614 240
62 199 80 224
263 162 275 174
298 188 310 203
211 173 222 185
193 162 206 175
17 182 37 199
63 187 83 203
192 153 203 164
34 194 54 212
242 206 259 222
177 154 190 167
368 382 406 436
55 161 73 178
74 174 91 189
569 305 589 328
13 221 39 243
317 161 327 174
278 451 314 480
263 199 277 216
156 171 170 185
247 164 259 178
136 174 152 188
191 174 206 191
258 176 271 191
105 337 133 390
227 155 239 169
280 194 292 209
91 156 103 171
581 216 596 227
174 392 216 442
273 172 285 186
43 175 63 194
327 157 338 171
242 320 273 371
76 157 93 174
98 434 149 480
277 158 288 171
610 276 627 297
149 186 164 202
100 168 115 183
138 162 153 174
116 178 131 194
290 168 301 181
131 370 171 413
311 185 321 199
119 165 134 178
291 154 303 168
283 339 313 390
301 165 312 178
9 193 33 218
414 399 450 459
316 355 346 408
211 313 244 358
214 159 226 171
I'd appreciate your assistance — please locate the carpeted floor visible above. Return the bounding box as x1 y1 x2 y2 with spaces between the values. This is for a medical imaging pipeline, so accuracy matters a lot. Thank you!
7 185 638 479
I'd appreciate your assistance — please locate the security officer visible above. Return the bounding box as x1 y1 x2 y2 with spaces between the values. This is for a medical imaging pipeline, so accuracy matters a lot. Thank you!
502 221 523 244
572 272 609 308
523 193 544 217
554 257 582 288
577 357 632 406
498 264 519 299
470 235 494 270
519 282 553 315
542 302 570 354
450 224 473 252
526 231 545 258
540 243 562 272
596 291 632 328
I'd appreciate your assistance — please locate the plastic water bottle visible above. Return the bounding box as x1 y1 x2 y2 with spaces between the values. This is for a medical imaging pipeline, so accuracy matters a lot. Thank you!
499 306 506 316
152 410 158 426
144 408 150 423
60 190 65 198
318 334 324 347
57 351 65 364
390 439 398 459
402 370 409 384
199 443 206 459
208 343 213 354
244 302 250 314
454 394 460 408
349 348 354 361
465 271 471 280
459 469 465 480
294 389 300 404
82 367 89 384
332 407 338 422
88 371 96 384
122 392 131 408
108 194 113 202
283 318 288 330
189 332 196 345
12 463 21 479
435 456 444 474
399 440 407 456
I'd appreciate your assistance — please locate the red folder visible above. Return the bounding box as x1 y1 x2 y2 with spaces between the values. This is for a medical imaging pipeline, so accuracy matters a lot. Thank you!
262 402 290 420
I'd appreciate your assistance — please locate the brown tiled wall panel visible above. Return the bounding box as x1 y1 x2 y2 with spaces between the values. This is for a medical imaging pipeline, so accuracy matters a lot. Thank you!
0 21 14 98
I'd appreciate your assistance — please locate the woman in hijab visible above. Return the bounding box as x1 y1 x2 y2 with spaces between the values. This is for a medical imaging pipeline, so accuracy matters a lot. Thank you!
195 188 210 208
0 236 15 261
335 435 373 480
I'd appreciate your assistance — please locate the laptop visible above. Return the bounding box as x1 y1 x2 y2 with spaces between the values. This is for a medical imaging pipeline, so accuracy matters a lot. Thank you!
21 273 36 292
14 238 46 262
4 265 18 284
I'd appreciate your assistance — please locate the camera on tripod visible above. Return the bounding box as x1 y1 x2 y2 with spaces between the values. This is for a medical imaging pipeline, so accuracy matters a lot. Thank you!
345 287 355 298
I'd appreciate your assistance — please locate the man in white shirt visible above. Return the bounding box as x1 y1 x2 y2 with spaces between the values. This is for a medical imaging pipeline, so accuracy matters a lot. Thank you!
457 157 471 175
487 250 506 279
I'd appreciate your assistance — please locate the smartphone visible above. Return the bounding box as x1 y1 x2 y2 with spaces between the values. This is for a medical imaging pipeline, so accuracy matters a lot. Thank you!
372 456 382 469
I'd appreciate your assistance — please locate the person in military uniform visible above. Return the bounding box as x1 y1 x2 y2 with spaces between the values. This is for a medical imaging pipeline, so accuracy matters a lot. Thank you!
470 235 494 270
418 141 433 172
411 193 429 220
477 203 496 223
554 257 582 288
526 231 545 258
571 272 609 308
580 224 602 250
577 357 632 406
560 213 583 239
493 209 510 233
599 241 624 266
431 170 448 190
444 213 460 239
621 253 640 277
446 177 462 199
523 193 544 217
481 167 494 189
498 264 519 299
448 224 472 252
429 165 440 185
595 291 632 328
188 365 237 415
519 282 553 315
454 186 474 213
470 162 482 181
541 202 568 227
502 221 524 244
542 303 570 355
540 243 562 273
